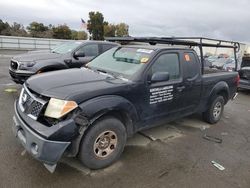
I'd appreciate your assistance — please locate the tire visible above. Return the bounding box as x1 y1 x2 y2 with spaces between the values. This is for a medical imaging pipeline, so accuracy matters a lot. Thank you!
79 116 127 169
202 95 225 124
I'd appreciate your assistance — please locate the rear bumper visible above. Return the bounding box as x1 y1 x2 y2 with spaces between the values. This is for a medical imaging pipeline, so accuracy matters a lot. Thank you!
9 69 35 84
239 79 250 90
12 101 70 165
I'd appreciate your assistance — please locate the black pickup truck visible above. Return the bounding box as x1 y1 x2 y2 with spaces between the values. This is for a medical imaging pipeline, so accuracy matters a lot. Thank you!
12 37 239 172
9 41 118 84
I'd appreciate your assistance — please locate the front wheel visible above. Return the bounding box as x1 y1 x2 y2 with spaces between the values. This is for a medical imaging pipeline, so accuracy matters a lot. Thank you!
79 116 127 169
203 95 225 124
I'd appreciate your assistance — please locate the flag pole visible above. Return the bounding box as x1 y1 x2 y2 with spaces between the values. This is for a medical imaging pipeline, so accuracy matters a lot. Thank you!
80 18 91 40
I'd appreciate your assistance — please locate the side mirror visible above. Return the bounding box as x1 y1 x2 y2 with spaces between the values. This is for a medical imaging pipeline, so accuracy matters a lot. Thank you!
74 51 85 59
151 72 170 83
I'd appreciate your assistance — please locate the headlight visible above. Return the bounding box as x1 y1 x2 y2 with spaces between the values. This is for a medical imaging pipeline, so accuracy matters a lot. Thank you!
44 98 78 119
19 62 35 69
26 62 35 67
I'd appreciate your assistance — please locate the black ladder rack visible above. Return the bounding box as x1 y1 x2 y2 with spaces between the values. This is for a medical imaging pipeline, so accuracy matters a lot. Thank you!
105 37 240 73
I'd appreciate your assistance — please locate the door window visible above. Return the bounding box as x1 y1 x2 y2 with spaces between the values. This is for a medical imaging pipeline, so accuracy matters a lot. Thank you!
183 52 200 78
151 53 180 80
76 44 99 57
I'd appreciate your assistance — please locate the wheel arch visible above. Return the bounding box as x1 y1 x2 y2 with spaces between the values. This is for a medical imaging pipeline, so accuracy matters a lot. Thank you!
68 95 138 157
34 61 68 73
38 64 67 73
79 95 139 137
208 81 229 104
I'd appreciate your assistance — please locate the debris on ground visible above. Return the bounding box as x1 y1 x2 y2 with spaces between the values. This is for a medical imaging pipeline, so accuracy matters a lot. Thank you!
200 126 208 131
138 132 157 141
203 134 222 143
21 150 26 156
221 132 229 136
158 169 169 178
211 161 225 171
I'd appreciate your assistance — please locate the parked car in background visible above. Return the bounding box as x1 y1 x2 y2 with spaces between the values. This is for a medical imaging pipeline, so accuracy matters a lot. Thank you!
9 41 118 84
203 58 212 68
223 58 236 72
218 53 229 58
206 55 218 64
212 57 232 69
238 56 250 89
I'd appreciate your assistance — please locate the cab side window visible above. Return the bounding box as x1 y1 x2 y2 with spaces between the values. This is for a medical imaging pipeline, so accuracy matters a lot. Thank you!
183 52 200 78
76 44 99 57
151 53 180 80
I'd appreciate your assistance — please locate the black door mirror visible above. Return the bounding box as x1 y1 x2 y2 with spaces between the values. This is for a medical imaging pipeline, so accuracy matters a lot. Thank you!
151 72 170 83
74 51 85 59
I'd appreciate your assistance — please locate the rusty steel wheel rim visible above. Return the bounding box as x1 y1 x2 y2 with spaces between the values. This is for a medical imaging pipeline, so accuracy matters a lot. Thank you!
93 130 117 158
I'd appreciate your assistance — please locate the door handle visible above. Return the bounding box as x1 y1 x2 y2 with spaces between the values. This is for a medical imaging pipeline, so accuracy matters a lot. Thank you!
187 74 199 82
177 86 185 92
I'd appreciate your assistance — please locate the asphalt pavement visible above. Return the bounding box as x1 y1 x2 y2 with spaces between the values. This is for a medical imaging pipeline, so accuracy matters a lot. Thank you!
0 50 250 188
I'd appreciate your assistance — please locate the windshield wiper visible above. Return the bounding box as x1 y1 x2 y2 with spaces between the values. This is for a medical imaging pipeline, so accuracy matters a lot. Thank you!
96 69 107 74
87 66 123 79
95 68 116 78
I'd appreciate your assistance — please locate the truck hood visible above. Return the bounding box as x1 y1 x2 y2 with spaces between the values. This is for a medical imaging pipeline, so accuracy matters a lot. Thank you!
26 68 129 103
12 52 62 62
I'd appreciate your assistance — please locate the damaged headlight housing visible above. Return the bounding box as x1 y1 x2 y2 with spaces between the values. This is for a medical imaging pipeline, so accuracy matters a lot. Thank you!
44 98 78 119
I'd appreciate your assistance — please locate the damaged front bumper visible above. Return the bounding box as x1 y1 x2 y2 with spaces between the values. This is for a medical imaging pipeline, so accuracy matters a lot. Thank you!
12 101 71 172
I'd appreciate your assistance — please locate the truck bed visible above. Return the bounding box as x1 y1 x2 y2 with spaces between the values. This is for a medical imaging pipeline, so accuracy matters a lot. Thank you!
200 71 238 110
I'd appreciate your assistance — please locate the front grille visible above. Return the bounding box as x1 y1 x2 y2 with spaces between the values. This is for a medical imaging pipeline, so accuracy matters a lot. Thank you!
19 85 47 120
10 60 19 70
30 101 43 117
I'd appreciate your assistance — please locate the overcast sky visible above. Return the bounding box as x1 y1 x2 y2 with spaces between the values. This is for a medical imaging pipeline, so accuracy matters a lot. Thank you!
0 0 249 42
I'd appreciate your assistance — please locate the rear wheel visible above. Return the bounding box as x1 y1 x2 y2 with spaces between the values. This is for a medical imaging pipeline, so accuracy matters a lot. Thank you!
203 95 225 124
79 116 127 169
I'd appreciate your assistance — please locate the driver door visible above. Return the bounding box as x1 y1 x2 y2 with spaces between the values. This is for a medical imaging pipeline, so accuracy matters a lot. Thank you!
140 52 184 126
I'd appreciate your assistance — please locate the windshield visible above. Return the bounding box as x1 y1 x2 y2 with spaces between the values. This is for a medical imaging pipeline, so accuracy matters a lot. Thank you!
87 47 154 78
52 41 82 54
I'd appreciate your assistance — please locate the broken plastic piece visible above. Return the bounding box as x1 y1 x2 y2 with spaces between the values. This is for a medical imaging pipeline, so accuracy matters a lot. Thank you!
21 149 26 156
211 161 225 171
44 163 57 173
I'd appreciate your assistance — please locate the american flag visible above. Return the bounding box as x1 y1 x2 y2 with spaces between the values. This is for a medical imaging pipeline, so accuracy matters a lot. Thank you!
81 18 87 29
